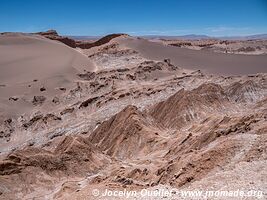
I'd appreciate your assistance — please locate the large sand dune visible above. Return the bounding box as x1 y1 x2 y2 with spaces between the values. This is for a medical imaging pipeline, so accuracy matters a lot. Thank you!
0 33 95 84
120 37 267 75
0 33 95 117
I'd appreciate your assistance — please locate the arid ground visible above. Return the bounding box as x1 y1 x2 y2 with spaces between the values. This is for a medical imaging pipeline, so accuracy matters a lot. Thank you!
0 30 267 200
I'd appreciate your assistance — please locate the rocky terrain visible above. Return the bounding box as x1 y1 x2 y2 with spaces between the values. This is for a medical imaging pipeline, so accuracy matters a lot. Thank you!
0 31 266 200
37 30 127 49
155 38 267 55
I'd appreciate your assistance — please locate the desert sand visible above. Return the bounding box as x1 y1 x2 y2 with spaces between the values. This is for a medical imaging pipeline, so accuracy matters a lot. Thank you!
0 32 95 117
120 37 267 75
0 31 266 200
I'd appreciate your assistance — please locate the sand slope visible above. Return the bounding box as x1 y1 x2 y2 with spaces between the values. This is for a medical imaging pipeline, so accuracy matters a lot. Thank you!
0 33 95 117
0 33 95 84
120 37 267 75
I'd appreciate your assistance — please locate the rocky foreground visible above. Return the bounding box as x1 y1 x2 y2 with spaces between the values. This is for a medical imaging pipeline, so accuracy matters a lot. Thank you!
0 32 266 199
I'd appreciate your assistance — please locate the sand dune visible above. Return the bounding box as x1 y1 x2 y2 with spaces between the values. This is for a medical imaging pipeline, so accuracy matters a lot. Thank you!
120 37 267 75
0 33 95 84
0 33 95 117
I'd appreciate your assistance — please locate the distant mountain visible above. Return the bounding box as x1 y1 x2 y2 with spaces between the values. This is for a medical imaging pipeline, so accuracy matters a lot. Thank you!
140 33 267 40
141 34 213 40
219 34 267 40
68 36 101 41
245 34 267 39
178 34 213 39
65 33 267 41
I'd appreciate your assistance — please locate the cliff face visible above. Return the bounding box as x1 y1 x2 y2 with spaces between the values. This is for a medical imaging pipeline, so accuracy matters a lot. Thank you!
37 30 127 49
37 30 76 48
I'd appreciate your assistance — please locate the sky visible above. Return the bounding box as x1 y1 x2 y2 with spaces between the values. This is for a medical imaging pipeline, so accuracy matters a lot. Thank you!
0 0 267 36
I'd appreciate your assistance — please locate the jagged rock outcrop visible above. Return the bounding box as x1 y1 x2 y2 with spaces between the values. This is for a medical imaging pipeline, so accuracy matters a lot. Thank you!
88 105 164 159
226 79 267 103
0 136 110 176
150 83 230 129
22 113 61 129
37 30 76 48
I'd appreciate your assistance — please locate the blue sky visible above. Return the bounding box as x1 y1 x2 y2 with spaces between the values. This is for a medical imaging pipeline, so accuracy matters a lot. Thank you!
1 0 267 36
